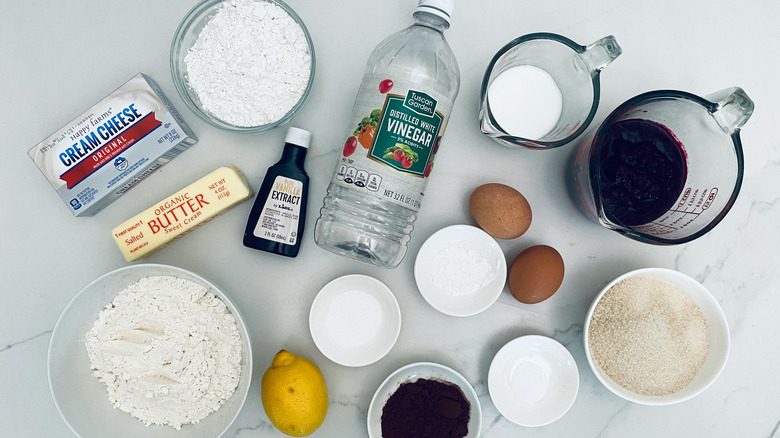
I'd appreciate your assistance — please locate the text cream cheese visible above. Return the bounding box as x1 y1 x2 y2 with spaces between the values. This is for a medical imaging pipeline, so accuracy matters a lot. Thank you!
28 74 197 216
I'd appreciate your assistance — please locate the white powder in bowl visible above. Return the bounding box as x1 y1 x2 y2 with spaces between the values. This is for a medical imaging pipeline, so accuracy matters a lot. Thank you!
432 246 496 297
184 0 312 127
84 275 243 429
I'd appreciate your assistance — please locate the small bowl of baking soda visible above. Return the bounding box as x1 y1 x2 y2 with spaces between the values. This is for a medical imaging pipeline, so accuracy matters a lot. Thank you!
583 268 730 405
414 224 507 317
171 0 315 133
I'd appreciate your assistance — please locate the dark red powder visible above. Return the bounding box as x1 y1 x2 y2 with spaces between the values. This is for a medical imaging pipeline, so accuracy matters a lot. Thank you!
381 378 471 438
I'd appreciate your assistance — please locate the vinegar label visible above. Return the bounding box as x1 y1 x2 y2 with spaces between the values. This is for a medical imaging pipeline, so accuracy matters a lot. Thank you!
369 90 442 176
332 74 453 212
253 176 303 245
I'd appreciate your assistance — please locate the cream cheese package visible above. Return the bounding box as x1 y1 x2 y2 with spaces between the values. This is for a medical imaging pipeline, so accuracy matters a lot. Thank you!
28 74 197 216
112 166 253 261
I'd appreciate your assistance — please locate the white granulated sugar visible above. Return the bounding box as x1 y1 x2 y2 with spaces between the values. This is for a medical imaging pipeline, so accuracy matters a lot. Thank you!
432 246 496 297
85 275 242 430
184 0 312 127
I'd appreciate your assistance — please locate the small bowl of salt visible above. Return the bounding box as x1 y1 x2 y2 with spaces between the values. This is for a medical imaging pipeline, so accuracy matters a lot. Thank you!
309 274 402 367
171 0 315 133
414 224 507 317
583 267 730 405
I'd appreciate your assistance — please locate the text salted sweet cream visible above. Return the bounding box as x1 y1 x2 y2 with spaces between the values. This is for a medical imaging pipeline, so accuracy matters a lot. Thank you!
111 167 253 261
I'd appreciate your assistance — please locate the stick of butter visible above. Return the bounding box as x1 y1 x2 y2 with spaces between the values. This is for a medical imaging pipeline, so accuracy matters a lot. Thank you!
112 166 253 261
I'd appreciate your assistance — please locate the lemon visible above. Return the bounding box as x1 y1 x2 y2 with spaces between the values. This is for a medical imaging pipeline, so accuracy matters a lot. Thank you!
261 350 328 437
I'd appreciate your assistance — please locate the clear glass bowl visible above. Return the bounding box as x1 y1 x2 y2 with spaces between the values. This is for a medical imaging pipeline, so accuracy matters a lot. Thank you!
170 0 316 133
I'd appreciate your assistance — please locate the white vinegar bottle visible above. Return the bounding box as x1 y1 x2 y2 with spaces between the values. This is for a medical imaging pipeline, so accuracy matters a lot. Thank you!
315 0 460 268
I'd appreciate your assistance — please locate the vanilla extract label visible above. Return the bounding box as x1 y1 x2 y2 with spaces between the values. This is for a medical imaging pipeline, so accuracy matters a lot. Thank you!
254 176 304 245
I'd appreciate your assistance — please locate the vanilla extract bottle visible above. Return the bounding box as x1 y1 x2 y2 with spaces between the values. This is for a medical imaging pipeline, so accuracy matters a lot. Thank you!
243 127 311 257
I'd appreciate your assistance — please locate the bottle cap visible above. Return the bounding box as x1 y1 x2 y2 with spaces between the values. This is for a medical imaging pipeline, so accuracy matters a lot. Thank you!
284 127 312 149
415 0 454 25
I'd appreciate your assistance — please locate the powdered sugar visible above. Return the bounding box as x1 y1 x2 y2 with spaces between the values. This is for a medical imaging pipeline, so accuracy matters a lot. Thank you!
184 0 312 127
84 275 242 429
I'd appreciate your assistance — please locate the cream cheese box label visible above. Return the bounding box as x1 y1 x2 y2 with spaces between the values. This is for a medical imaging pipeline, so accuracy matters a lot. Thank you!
28 73 197 216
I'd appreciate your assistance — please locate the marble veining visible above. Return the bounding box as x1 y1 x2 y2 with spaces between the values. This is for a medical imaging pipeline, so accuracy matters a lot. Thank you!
3 0 780 437
1 330 52 354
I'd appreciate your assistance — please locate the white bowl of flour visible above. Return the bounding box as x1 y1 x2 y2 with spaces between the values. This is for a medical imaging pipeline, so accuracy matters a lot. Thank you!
48 264 252 438
171 0 315 132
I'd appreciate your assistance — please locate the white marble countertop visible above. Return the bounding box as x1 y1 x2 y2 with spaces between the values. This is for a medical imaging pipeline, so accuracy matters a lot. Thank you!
2 0 779 437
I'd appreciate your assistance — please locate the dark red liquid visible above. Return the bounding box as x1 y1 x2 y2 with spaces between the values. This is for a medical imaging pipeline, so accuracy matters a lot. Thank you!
596 119 687 226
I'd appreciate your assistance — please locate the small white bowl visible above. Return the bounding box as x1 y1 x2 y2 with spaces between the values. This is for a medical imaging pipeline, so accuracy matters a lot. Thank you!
47 264 252 438
583 267 730 405
414 225 507 317
309 274 401 367
367 362 482 438
488 335 579 427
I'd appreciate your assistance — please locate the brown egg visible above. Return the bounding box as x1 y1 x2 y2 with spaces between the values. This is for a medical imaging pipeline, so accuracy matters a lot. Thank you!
469 183 532 239
508 245 564 304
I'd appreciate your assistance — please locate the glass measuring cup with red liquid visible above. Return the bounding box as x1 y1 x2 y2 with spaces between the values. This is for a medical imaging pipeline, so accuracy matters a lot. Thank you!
568 88 754 244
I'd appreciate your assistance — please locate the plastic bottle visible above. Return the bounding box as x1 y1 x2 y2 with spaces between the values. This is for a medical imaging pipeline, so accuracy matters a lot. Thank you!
314 0 460 268
243 127 311 257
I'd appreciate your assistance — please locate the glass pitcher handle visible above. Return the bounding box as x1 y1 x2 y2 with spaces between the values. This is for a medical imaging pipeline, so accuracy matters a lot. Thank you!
705 87 755 134
581 35 622 72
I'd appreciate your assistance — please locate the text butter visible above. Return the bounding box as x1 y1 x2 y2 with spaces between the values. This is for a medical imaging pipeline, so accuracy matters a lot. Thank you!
112 166 253 261
28 74 197 216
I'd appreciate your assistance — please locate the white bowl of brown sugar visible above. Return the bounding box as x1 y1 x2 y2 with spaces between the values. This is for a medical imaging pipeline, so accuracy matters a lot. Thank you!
583 268 730 405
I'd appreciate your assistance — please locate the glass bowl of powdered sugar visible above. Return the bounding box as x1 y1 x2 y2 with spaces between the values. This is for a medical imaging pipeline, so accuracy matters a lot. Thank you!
583 267 730 405
171 0 315 133
47 263 252 437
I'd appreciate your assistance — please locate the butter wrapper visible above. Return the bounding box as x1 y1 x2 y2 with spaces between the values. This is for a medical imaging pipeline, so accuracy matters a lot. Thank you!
28 73 197 216
112 166 253 261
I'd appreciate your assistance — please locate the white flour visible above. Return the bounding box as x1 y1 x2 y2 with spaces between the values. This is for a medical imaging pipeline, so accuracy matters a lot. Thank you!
85 275 242 429
432 247 496 296
184 0 312 127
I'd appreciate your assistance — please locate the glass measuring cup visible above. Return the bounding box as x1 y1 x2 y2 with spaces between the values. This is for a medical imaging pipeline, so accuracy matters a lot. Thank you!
479 33 622 149
567 87 754 244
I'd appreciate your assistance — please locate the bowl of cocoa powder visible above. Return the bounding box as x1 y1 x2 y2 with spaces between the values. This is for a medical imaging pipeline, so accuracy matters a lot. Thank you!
367 362 482 438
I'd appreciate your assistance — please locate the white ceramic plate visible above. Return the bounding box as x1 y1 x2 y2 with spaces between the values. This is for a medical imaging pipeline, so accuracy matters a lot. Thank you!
47 264 252 438
367 362 482 438
309 274 401 367
414 224 507 317
583 267 730 405
488 335 579 427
